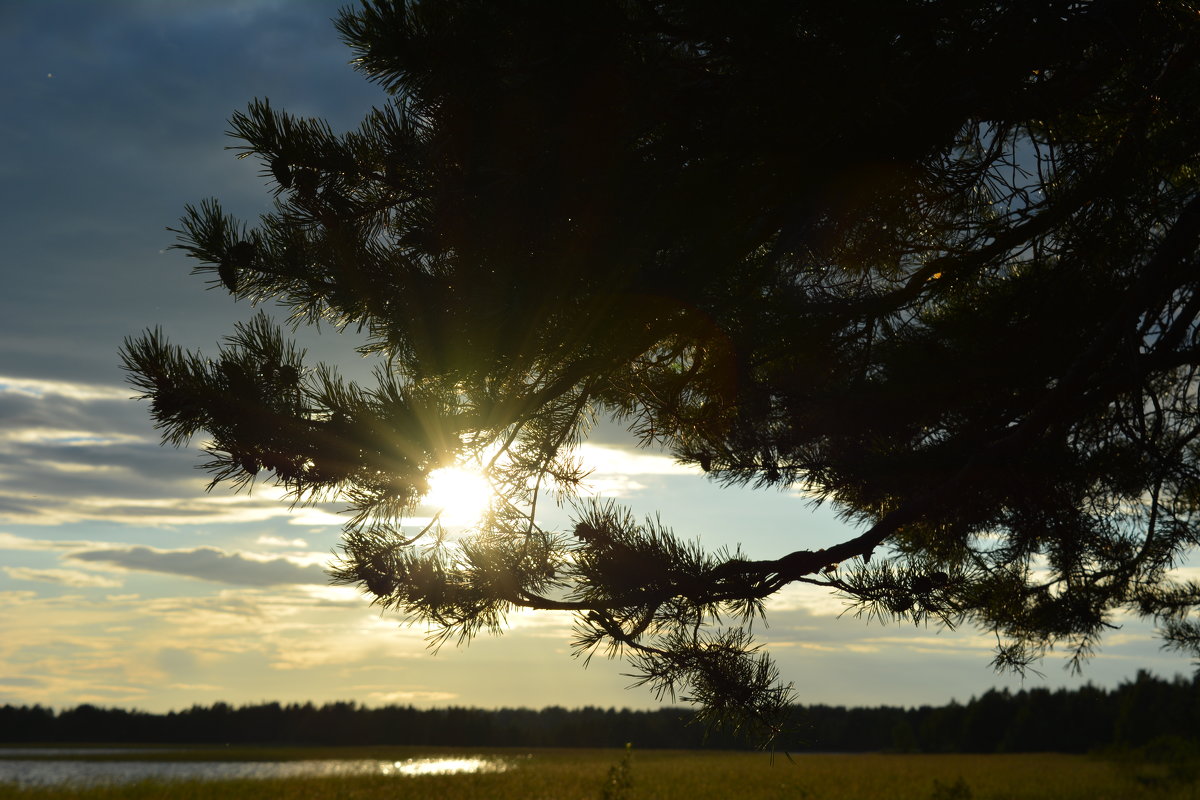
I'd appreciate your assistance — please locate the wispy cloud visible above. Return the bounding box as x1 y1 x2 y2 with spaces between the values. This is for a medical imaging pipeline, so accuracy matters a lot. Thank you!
2 566 123 588
0 377 351 527
0 531 335 589
577 444 700 477
257 535 310 548
68 545 329 587
364 689 458 703
0 532 116 551
556 443 702 498
0 676 44 688
0 378 706 525
0 376 130 402
0 585 436 709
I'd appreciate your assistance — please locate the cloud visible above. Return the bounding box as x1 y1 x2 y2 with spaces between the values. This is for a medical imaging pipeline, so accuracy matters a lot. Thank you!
0 585 438 710
577 444 700 477
68 545 328 587
0 676 44 688
764 582 854 616
2 566 123 588
365 689 459 703
0 490 317 528
577 476 650 498
0 387 351 525
0 0 384 393
0 384 701 529
0 533 115 551
0 0 384 525
0 376 130 402
166 683 224 692
547 443 701 499
0 579 1189 714
257 535 310 548
0 378 208 526
0 380 148 439
0 374 359 529
286 509 348 527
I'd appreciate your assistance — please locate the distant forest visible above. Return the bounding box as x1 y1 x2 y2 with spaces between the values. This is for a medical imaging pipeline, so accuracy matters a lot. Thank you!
3 670 1196 752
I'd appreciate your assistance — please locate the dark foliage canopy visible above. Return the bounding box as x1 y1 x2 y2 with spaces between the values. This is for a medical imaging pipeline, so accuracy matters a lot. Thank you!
123 0 1200 742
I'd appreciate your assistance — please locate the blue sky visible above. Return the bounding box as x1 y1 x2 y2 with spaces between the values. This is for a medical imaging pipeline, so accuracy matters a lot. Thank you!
0 0 1194 714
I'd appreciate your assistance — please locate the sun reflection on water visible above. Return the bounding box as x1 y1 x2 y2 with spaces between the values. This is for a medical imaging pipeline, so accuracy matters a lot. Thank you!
387 756 509 776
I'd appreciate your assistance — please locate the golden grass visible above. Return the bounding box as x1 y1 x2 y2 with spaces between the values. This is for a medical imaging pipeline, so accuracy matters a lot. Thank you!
0 748 1196 800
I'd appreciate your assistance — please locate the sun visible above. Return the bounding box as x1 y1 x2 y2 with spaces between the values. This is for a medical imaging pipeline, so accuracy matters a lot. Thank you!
424 465 494 525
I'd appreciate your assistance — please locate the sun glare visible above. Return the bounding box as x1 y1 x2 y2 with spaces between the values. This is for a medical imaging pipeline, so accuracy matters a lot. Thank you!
424 466 493 525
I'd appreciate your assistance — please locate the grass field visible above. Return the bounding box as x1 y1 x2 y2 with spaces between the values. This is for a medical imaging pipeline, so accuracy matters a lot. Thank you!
1 747 1197 800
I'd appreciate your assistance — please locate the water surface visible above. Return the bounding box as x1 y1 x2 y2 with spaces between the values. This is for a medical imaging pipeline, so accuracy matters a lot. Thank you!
0 752 510 787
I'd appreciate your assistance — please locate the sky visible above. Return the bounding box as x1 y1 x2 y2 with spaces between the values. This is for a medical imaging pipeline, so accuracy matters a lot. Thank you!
0 0 1195 715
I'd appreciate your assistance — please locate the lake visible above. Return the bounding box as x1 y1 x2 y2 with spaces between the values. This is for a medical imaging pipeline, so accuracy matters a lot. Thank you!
0 749 511 787
0 750 1160 800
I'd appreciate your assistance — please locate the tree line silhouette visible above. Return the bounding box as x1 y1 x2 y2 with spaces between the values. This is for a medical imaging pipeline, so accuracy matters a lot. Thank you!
2 671 1195 752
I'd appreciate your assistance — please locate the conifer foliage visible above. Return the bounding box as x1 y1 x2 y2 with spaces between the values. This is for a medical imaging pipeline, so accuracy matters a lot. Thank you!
123 1 1200 742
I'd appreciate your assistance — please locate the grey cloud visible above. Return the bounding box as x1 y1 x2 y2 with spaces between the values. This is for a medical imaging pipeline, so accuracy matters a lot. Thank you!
156 647 200 678
0 498 39 517
0 382 225 522
1 0 382 384
75 505 219 520
586 415 649 446
11 439 191 471
69 546 327 587
0 0 388 525
1 446 200 500
0 677 44 688
0 369 361 527
0 450 209 524
0 438 346 526
0 533 113 552
2 567 123 589
0 392 150 437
